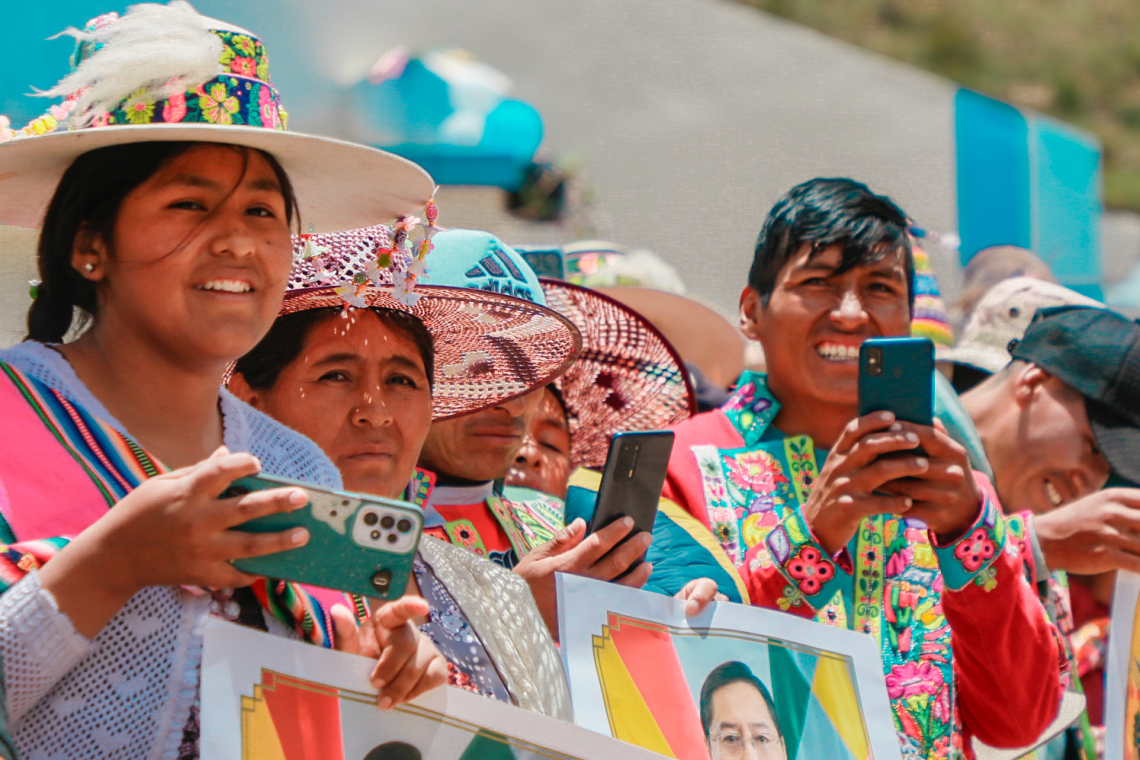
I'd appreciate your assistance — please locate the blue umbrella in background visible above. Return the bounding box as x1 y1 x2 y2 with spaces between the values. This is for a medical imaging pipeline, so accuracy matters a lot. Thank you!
350 47 543 190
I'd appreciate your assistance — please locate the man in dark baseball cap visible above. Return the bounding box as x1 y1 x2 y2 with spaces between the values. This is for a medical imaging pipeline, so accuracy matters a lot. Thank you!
1009 305 1140 486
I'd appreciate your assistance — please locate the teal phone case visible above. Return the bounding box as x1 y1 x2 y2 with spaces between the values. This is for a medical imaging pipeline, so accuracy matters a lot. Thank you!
858 337 934 426
222 474 423 599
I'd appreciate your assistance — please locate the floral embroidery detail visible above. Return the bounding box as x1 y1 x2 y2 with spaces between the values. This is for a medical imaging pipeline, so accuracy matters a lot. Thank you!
258 84 280 129
953 528 997 572
230 34 257 56
775 584 806 611
709 507 740 563
725 449 786 495
972 565 998 592
444 520 487 556
162 92 187 123
785 546 835 596
722 373 779 443
885 661 943 700
122 88 155 124
198 82 239 124
230 56 257 77
740 510 779 550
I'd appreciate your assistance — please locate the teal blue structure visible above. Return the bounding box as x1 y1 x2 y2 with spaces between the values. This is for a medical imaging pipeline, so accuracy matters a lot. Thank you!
956 89 1103 299
349 57 543 191
3 3 542 190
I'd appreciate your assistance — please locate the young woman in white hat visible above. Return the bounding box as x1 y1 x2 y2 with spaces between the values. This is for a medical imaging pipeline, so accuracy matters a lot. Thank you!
0 4 445 757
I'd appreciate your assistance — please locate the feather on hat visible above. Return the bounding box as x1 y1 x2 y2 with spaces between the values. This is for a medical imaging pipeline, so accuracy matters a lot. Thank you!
0 1 434 231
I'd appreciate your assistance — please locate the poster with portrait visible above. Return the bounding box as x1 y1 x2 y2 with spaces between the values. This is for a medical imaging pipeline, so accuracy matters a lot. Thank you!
199 618 670 760
1107 571 1140 760
557 574 902 760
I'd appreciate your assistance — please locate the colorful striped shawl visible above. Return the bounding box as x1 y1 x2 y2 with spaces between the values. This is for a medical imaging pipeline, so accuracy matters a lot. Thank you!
0 361 333 647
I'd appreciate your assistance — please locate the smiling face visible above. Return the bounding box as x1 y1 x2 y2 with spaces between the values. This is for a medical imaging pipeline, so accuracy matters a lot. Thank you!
418 389 545 483
742 243 911 418
506 386 572 498
706 681 787 760
983 365 1111 514
84 144 293 366
235 310 433 499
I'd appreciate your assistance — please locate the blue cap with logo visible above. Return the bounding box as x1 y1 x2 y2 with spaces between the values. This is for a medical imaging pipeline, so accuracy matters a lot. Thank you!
425 229 546 306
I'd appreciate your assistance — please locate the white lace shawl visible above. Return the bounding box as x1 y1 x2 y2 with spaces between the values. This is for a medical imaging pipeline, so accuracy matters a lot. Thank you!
0 341 341 760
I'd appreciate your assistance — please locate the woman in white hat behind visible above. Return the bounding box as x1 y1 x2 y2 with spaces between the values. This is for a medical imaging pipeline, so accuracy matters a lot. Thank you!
0 4 446 757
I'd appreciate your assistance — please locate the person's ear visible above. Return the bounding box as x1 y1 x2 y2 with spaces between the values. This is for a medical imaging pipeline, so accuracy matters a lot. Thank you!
1012 363 1051 408
71 222 109 282
227 372 262 408
740 286 765 341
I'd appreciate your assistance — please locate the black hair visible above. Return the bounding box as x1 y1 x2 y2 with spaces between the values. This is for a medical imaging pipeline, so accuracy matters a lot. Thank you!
26 141 298 343
234 306 435 391
699 661 784 743
748 177 915 311
363 742 422 760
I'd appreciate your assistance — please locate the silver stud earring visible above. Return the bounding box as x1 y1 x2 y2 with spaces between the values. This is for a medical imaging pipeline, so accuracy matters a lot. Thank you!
84 263 95 273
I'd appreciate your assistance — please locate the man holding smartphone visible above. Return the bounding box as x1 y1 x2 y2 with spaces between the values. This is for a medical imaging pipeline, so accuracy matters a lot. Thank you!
663 178 1064 758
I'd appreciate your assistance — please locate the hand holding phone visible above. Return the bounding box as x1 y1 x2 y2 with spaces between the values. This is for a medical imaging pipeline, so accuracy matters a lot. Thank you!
587 431 674 570
856 337 981 537
222 474 423 599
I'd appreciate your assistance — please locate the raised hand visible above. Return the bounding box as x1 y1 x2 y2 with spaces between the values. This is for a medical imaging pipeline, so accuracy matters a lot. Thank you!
1035 489 1140 575
513 517 653 638
675 577 727 616
331 596 447 709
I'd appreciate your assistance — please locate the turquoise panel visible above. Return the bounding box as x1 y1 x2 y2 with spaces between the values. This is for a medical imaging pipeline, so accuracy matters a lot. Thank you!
1032 118 1103 299
955 89 1032 264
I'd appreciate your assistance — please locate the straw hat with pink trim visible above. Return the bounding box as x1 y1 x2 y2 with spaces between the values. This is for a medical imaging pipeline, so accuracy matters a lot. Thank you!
540 280 696 470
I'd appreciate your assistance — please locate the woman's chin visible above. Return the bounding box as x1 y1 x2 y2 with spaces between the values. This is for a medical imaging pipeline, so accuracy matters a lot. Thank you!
341 468 407 500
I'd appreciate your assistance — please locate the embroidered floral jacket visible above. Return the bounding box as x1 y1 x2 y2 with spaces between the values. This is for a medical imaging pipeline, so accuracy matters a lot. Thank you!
663 372 1065 760
418 474 565 567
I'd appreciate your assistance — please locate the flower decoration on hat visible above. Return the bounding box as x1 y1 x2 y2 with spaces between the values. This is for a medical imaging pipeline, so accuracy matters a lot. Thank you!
296 189 444 312
0 2 288 144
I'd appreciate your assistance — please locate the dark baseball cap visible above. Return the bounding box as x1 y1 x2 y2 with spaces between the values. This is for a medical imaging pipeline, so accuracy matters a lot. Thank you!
1010 305 1140 485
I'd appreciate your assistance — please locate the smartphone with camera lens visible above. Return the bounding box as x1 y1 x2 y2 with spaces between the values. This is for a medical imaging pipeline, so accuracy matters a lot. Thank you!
858 337 934 427
587 431 674 573
221 474 422 599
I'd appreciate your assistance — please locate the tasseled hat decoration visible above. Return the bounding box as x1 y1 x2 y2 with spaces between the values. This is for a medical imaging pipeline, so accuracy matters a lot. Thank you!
300 188 443 312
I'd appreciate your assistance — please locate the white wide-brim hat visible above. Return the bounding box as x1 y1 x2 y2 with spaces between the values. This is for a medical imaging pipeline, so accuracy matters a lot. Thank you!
0 124 435 231
0 2 435 230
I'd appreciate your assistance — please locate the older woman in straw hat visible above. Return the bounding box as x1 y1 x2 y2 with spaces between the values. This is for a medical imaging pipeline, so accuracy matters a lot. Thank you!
229 224 579 719
0 4 447 757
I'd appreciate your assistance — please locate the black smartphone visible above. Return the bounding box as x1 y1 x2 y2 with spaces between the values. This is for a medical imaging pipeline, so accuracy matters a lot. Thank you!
858 337 934 427
587 431 674 571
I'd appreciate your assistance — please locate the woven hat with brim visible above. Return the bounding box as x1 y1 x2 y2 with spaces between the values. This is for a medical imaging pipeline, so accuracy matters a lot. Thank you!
0 2 433 230
281 226 581 420
539 280 696 470
1010 305 1140 485
940 277 1102 375
595 287 746 389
